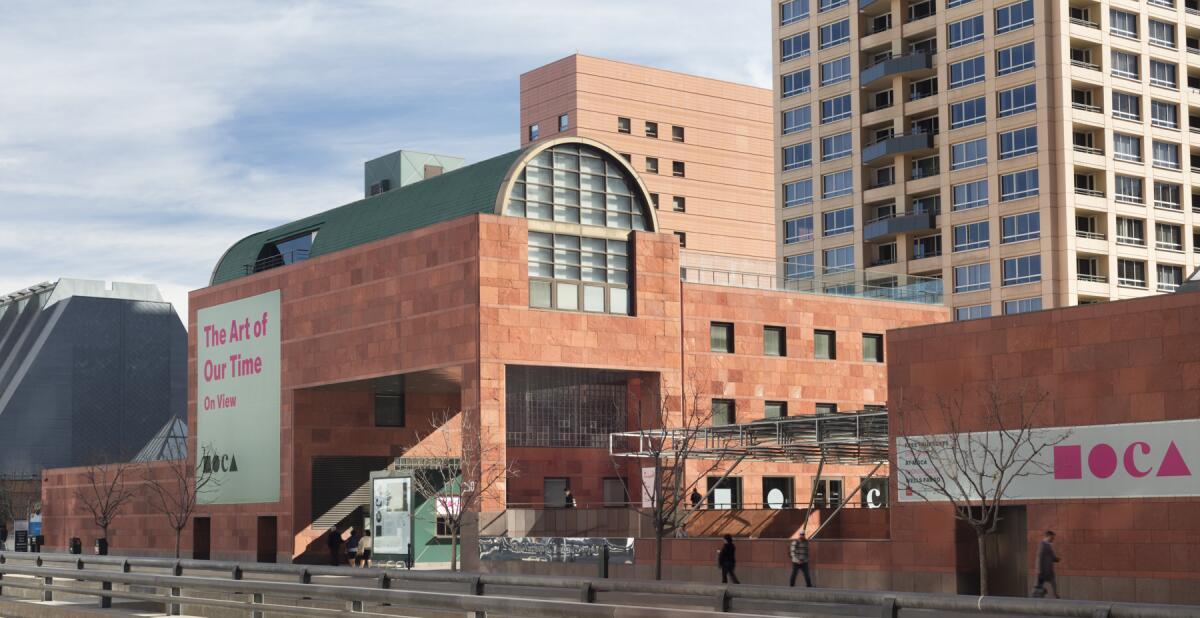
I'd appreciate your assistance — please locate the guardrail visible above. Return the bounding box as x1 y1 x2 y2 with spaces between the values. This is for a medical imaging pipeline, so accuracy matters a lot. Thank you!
2 551 1200 617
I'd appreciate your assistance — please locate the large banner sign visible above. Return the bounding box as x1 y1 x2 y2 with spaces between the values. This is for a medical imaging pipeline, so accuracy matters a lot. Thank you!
196 290 281 504
897 419 1197 502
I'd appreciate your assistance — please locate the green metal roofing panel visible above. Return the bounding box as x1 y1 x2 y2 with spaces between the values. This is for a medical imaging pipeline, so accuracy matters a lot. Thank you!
209 148 526 285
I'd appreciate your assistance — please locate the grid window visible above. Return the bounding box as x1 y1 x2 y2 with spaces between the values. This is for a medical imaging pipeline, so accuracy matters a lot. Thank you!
782 70 812 98
821 94 853 123
818 0 848 11
822 169 853 198
819 19 850 49
509 144 649 232
998 84 1036 117
1110 9 1139 39
1004 297 1042 315
1150 60 1177 89
953 179 989 211
815 330 837 360
821 132 853 161
949 15 985 48
823 207 854 236
1112 91 1141 122
784 179 814 208
785 253 815 279
712 399 735 426
999 126 1038 159
863 334 883 363
822 245 854 273
1000 169 1039 201
996 41 1035 76
954 263 991 293
1150 20 1176 48
1118 259 1147 287
1116 217 1146 246
949 56 986 89
820 56 851 86
995 0 1034 34
953 221 990 252
710 322 734 353
1153 141 1180 170
956 304 992 320
1158 265 1183 292
1154 182 1181 211
1112 51 1139 80
506 367 629 448
785 216 814 244
1002 254 1041 286
1151 100 1178 129
951 96 987 129
527 233 631 315
1156 223 1183 251
781 0 810 25
1114 133 1142 162
764 326 787 357
783 143 812 170
782 106 812 134
1002 211 1040 243
951 138 987 170
781 33 811 62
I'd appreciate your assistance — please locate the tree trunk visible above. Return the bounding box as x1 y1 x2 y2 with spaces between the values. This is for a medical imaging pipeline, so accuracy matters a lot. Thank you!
450 526 459 572
175 529 182 559
977 532 989 597
654 522 664 580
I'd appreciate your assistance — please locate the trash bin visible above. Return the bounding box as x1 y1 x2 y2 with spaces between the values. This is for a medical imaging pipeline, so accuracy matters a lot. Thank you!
95 537 108 556
69 537 82 554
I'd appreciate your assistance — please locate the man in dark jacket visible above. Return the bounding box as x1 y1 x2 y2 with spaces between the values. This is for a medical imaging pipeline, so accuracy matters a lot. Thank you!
1034 530 1061 598
789 531 812 587
718 534 740 584
0 522 7 551
326 526 343 566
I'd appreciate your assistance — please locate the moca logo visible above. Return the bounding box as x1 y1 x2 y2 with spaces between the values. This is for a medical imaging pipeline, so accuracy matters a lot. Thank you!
201 452 240 474
1054 441 1192 480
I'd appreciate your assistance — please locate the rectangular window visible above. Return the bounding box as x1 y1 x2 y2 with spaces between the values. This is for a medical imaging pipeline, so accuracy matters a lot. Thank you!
1110 9 1138 39
673 196 686 212
819 0 848 11
782 69 812 98
949 15 985 48
822 245 854 273
820 94 852 123
913 233 942 259
1003 255 1042 286
675 231 686 247
558 114 569 132
764 401 788 419
781 32 812 62
710 322 734 353
1156 223 1184 251
1150 20 1176 48
783 143 812 171
821 132 853 161
672 161 685 177
999 126 1038 159
617 117 631 134
815 330 837 360
863 333 884 362
1112 91 1141 121
1114 133 1142 162
764 326 787 357
1000 169 1039 201
954 262 991 293
1158 265 1183 292
951 138 987 170
947 0 976 7
712 399 735 426
995 0 1034 34
1151 100 1178 129
819 19 850 49
781 0 810 25
528 124 539 141
998 83 1036 117
1111 51 1139 80
785 253 815 280
953 220 990 252
956 304 992 320
815 403 838 415
375 392 405 427
784 216 814 244
602 478 627 507
949 56 986 89
645 157 659 174
821 169 853 199
950 96 987 129
1118 259 1147 288
1002 211 1040 243
1116 217 1146 246
528 233 630 315
672 125 685 142
1004 297 1042 315
996 41 1035 76
782 106 812 134
1150 60 1177 89
1153 141 1180 170
822 207 854 236
784 179 814 208
820 56 851 86
910 76 938 101
1154 182 1181 211
952 179 989 211
645 121 658 138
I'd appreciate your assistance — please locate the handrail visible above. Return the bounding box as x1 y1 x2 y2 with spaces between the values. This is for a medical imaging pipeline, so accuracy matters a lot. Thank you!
2 553 1200 617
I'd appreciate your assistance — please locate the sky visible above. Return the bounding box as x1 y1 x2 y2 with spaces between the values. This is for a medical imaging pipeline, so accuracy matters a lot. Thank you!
0 1 771 323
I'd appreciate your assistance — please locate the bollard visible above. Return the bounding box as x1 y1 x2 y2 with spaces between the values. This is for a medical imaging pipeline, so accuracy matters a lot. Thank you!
42 576 53 602
713 587 730 613
170 586 181 615
231 565 243 580
251 591 265 618
467 575 483 596
121 559 131 573
599 544 610 579
76 558 84 570
879 597 897 618
579 582 595 603
298 569 311 584
99 580 112 609
173 561 183 576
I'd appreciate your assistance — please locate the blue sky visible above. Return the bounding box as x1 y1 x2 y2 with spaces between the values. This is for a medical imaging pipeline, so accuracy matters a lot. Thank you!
0 1 770 320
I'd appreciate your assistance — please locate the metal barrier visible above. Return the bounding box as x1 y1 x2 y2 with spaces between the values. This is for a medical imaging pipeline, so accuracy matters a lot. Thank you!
2 551 1199 617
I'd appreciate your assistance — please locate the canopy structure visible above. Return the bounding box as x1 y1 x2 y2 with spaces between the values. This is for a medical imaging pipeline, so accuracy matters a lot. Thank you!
608 408 889 465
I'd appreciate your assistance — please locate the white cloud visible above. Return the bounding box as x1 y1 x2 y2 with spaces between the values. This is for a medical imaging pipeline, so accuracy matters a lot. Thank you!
0 0 770 323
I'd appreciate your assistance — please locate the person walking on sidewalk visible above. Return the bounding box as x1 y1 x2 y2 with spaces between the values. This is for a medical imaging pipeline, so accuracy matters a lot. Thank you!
718 534 740 584
1033 530 1061 598
789 531 812 587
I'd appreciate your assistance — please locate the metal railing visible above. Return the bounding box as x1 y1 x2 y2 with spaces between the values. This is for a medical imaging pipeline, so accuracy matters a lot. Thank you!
1070 59 1100 70
1073 145 1103 155
1070 17 1100 28
2 551 1198 617
1074 188 1104 198
1078 273 1108 283
1076 230 1106 240
680 265 943 305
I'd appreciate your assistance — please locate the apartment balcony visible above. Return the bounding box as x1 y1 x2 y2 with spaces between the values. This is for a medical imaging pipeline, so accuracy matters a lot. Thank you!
860 52 933 88
864 211 937 241
860 0 885 10
862 133 934 164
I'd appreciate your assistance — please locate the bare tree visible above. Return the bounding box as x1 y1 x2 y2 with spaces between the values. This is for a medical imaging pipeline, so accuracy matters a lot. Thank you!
893 382 1067 596
142 445 221 558
0 476 39 529
409 410 519 571
75 459 139 550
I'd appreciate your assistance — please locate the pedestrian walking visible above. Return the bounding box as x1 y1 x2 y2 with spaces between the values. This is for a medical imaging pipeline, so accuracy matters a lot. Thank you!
1032 530 1061 598
326 526 343 566
717 534 740 584
345 528 362 566
356 532 372 568
789 531 812 587
690 489 703 509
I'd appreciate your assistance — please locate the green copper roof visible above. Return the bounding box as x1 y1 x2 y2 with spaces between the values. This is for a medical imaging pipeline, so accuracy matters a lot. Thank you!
209 148 527 285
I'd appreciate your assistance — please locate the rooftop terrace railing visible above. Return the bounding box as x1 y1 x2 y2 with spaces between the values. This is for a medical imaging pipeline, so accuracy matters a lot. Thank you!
680 263 943 306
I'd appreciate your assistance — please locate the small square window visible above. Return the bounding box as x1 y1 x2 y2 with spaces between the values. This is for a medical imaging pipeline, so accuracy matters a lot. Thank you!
621 153 632 162
764 326 786 356
646 121 659 138
528 124 539 141
863 333 883 362
618 117 631 134
646 157 659 174
602 478 627 507
814 329 836 359
374 394 404 427
712 399 736 426
675 231 687 247
558 113 569 132
765 401 788 418
710 322 734 353
650 193 660 209
672 161 686 177
672 196 686 212
815 402 838 415
672 125 685 142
